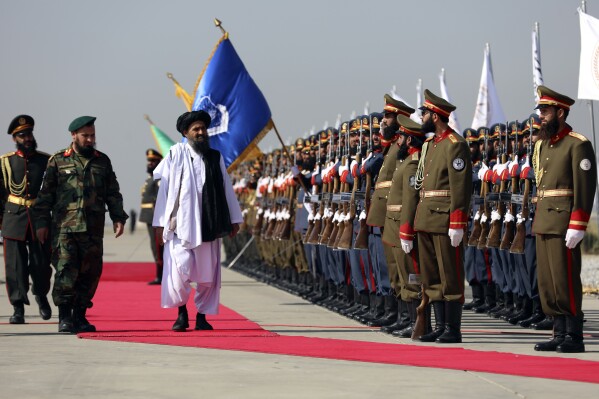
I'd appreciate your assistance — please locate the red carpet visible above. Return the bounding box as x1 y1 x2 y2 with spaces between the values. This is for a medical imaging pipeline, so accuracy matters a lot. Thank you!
81 262 599 384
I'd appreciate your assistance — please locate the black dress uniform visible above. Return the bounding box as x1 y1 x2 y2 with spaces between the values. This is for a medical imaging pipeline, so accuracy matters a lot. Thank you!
140 149 163 284
0 115 52 323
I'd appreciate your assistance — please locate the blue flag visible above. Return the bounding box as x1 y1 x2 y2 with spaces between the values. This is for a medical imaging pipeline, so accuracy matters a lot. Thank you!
192 34 272 170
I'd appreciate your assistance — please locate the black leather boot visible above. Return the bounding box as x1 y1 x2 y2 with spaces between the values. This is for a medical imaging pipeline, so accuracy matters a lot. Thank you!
395 299 418 338
474 282 496 313
436 301 463 343
73 307 96 333
368 294 398 327
35 295 52 320
148 264 163 285
534 315 565 351
486 285 504 316
353 293 376 322
195 313 214 330
172 305 189 331
9 303 25 324
492 291 513 319
361 295 385 324
508 296 532 325
463 282 484 310
381 298 409 333
519 297 545 328
556 315 585 353
532 316 554 330
58 305 74 333
419 301 445 342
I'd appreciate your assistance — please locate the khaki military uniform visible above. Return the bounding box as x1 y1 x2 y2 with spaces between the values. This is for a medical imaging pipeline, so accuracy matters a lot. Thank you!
532 128 596 318
140 175 163 269
382 150 421 301
414 130 472 302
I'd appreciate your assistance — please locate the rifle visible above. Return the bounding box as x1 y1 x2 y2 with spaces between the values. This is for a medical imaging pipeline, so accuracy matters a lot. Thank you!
319 130 338 245
327 123 347 247
262 153 280 240
486 123 509 248
354 115 374 249
304 136 321 242
339 118 364 249
476 129 493 249
510 117 534 254
500 121 519 250
468 129 487 246
411 286 430 340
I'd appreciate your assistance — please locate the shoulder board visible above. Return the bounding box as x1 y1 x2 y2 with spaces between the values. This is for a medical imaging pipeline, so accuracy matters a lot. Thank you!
448 134 458 144
568 132 588 142
411 152 419 161
36 151 51 157
0 151 16 158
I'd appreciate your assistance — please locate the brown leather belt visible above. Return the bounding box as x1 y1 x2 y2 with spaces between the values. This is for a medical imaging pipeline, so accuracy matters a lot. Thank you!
420 190 450 198
8 194 34 207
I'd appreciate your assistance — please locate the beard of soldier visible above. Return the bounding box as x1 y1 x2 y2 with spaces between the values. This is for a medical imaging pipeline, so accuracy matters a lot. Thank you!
381 120 400 141
396 134 410 160
13 131 38 155
421 112 436 134
539 106 561 141
72 125 96 158
147 159 160 174
184 120 210 154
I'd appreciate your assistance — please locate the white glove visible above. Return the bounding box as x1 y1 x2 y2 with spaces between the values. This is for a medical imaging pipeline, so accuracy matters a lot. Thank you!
401 238 413 254
565 229 585 249
503 210 515 223
477 163 489 180
507 155 519 176
339 163 349 176
495 161 508 177
448 228 464 247
291 165 300 177
358 210 367 221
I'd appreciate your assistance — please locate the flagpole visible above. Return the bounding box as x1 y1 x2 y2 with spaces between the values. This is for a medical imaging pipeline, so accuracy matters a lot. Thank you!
272 120 309 192
144 114 154 126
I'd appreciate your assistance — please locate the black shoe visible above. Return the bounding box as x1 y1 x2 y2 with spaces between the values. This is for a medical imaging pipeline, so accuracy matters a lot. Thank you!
147 278 162 285
172 306 189 332
72 307 96 333
532 317 554 330
556 336 585 353
58 305 74 333
194 313 214 330
519 312 545 328
35 296 52 320
9 304 25 324
534 337 565 351
418 328 445 342
436 302 463 343
393 324 414 338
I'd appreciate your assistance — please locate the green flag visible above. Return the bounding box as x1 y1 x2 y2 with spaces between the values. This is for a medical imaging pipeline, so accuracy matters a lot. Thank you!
150 124 176 156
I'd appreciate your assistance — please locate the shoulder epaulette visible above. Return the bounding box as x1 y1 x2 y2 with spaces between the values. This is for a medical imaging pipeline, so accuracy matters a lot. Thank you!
568 132 588 142
411 152 419 161
0 151 16 159
448 134 458 144
425 137 434 143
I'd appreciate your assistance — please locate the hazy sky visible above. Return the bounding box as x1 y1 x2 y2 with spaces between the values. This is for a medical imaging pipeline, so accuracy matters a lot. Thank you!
0 0 595 215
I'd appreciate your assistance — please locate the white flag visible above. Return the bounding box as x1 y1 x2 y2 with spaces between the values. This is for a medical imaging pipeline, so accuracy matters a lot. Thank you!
471 43 506 129
578 9 599 100
390 85 420 122
532 22 544 102
439 68 461 132
363 101 370 115
416 78 423 118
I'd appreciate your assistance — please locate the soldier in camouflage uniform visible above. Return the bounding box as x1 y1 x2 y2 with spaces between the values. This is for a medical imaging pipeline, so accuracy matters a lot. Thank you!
33 116 128 334
0 115 52 324
140 149 163 285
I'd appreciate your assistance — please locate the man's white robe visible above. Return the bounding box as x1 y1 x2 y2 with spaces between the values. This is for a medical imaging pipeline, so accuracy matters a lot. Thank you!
152 143 243 314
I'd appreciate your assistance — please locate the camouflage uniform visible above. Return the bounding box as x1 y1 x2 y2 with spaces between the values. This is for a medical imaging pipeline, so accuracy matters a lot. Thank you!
33 145 128 308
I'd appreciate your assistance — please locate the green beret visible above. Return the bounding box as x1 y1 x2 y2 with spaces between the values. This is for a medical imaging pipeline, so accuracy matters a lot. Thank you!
69 116 96 132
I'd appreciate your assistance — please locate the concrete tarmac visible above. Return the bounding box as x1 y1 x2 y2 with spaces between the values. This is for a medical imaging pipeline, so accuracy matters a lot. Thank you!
1 227 598 398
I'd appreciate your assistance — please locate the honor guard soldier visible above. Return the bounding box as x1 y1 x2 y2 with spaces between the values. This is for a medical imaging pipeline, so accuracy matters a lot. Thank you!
141 149 164 285
414 90 472 343
366 95 415 331
382 115 425 337
0 115 52 324
532 86 596 353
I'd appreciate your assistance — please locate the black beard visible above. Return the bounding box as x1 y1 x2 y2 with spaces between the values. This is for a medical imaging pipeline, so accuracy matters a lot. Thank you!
539 117 559 141
147 165 157 174
190 138 210 154
74 142 96 158
16 139 37 155
469 146 480 161
382 121 400 140
349 144 358 156
396 142 409 160
421 118 435 133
